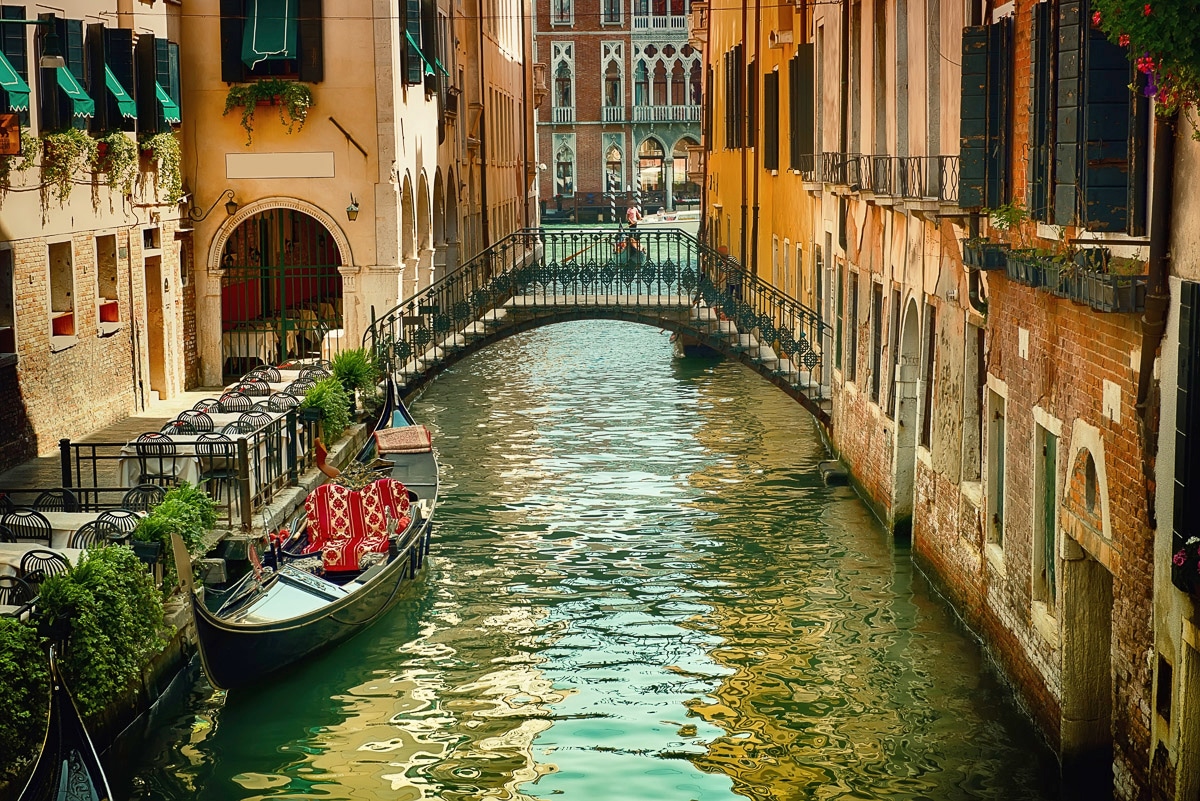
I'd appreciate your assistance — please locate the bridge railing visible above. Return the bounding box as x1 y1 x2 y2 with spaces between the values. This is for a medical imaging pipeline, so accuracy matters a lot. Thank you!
365 228 831 398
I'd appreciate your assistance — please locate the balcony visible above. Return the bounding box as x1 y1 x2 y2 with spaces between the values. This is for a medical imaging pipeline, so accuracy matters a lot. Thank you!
687 1 708 49
633 104 700 122
533 63 548 109
603 106 625 122
633 13 688 31
553 106 575 123
814 152 960 204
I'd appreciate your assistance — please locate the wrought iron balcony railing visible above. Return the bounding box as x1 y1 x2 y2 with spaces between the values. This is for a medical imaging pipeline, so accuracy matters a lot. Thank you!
806 152 959 203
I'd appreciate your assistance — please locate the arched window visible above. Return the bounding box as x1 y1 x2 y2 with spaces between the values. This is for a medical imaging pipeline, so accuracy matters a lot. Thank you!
555 61 572 108
555 144 575 196
605 145 623 190
690 61 702 105
634 60 649 106
653 61 667 106
638 138 665 193
671 60 686 106
604 60 621 107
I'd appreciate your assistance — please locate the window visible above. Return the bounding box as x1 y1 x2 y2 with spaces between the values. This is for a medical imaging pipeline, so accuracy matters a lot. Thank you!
554 61 572 108
847 271 858 381
604 62 620 107
1033 422 1058 605
1174 281 1200 593
95 234 120 332
602 42 623 111
788 43 814 170
746 58 756 143
835 263 843 371
870 281 882 403
887 287 900 417
771 237 779 288
38 16 91 133
723 45 743 148
555 143 574 195
987 390 1006 548
0 247 14 355
1 6 30 126
605 144 622 193
403 0 427 85
653 60 667 105
763 69 779 170
959 17 1012 208
47 241 75 340
602 0 622 24
963 323 984 480
1029 1 1053 221
551 0 572 25
635 59 649 106
920 303 936 447
85 25 136 134
219 0 323 84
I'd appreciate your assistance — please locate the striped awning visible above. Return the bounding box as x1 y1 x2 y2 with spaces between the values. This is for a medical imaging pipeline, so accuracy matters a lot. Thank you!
104 65 137 119
155 82 180 124
55 67 94 119
0 50 30 112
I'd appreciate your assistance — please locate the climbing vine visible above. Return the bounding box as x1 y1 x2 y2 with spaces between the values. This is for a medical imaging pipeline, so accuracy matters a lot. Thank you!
41 127 98 205
0 126 37 194
139 131 184 205
95 131 139 197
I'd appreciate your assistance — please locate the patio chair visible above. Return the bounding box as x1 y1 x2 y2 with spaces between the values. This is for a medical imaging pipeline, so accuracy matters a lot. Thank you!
236 379 271 397
0 576 34 611
0 494 14 515
268 393 301 412
1 509 51 543
122 484 165 512
248 365 281 382
219 392 253 413
178 410 214 432
299 366 330 381
237 411 273 431
19 548 70 585
193 398 222 413
161 419 198 435
284 379 316 395
135 433 178 486
0 523 17 543
97 509 140 542
196 432 238 500
251 401 274 413
222 421 255 435
32 488 79 512
69 520 113 549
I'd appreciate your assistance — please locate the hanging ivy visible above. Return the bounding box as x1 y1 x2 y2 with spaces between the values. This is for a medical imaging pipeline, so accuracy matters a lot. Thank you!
139 131 184 205
223 79 314 145
95 131 139 197
0 126 37 193
40 127 98 205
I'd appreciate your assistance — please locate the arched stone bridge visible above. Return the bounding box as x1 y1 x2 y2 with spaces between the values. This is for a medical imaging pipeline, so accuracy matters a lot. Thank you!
364 228 833 425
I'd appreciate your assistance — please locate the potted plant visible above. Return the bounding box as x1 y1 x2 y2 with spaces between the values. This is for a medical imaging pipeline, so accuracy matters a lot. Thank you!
331 347 379 416
1068 252 1148 313
223 79 314 145
95 131 138 197
138 132 183 205
131 482 217 592
0 126 38 192
299 375 352 440
41 128 99 204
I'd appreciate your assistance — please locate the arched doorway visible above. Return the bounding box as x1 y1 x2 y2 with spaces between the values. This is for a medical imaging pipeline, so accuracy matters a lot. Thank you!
433 172 446 282
638 137 665 208
893 298 921 532
218 207 344 380
672 136 700 208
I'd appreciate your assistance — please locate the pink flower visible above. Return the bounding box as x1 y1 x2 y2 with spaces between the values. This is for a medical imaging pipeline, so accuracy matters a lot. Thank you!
1144 3 1152 15
1092 10 1102 25
1119 33 1130 46
1175 550 1187 566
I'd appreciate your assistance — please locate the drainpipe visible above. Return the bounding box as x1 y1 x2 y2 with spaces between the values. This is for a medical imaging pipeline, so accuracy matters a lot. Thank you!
739 0 748 265
698 1 714 245
520 0 531 228
839 0 848 158
478 13 491 247
1136 111 1176 530
748 0 761 276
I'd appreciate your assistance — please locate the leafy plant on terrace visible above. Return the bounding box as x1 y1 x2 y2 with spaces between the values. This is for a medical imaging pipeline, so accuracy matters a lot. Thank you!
0 617 49 787
139 131 184 205
95 131 139 197
223 79 314 145
41 127 98 205
300 375 352 440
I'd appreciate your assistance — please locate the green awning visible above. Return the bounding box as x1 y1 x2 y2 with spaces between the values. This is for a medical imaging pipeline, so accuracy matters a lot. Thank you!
155 82 181 124
54 67 94 119
242 0 297 69
0 50 29 112
405 30 435 76
104 65 137 119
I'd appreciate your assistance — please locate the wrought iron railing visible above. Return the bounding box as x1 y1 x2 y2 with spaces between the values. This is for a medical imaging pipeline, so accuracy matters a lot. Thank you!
365 228 831 404
807 153 959 203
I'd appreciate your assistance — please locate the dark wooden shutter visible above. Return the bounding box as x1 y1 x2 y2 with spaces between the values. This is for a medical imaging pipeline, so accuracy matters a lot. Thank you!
1081 28 1130 231
64 18 84 78
746 57 756 147
2 6 29 122
986 17 1012 208
792 43 814 168
1054 0 1082 225
421 0 437 91
135 32 159 134
724 51 733 149
1029 2 1052 220
219 0 244 83
705 63 713 152
37 14 65 131
958 25 989 208
86 23 107 131
405 0 423 85
297 0 323 83
1175 281 1200 592
154 37 170 94
763 70 778 169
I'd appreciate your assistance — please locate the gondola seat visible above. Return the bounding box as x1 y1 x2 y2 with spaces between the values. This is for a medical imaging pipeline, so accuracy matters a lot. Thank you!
303 478 411 572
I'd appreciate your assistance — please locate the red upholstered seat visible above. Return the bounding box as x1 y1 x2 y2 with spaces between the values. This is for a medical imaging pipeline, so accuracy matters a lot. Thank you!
303 478 411 572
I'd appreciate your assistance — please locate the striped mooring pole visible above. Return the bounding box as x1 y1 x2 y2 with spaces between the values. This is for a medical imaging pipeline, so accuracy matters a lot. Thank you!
609 172 617 223
633 183 642 220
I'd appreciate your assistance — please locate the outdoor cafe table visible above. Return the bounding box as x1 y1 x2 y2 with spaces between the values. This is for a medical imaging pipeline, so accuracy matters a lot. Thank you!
40 511 142 549
116 424 298 488
0 543 85 578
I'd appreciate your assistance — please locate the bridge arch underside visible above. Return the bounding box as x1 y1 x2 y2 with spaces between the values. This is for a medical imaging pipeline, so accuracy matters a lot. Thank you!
392 310 831 425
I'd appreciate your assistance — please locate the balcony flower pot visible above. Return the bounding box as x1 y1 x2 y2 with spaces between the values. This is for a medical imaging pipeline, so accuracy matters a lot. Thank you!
962 238 1009 270
1003 250 1044 287
1041 261 1072 298
1070 271 1148 314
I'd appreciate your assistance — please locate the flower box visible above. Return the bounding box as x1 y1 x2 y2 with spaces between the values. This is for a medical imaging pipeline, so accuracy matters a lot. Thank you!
1004 251 1044 287
962 239 1009 270
1041 262 1073 298
1068 272 1147 314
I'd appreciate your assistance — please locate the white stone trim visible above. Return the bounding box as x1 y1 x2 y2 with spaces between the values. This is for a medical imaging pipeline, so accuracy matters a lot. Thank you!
1065 418 1113 549
206 197 354 274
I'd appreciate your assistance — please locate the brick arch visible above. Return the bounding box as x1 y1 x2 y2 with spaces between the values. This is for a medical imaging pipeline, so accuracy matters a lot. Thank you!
1063 419 1113 552
208 197 353 273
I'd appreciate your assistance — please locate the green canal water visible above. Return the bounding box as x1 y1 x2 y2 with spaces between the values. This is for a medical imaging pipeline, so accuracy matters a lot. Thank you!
131 320 1060 801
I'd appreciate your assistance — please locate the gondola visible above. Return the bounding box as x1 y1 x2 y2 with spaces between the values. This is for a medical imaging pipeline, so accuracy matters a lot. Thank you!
17 649 113 801
185 378 438 691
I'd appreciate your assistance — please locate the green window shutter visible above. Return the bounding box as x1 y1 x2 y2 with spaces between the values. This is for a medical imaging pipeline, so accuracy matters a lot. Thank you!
958 25 989 208
220 0 245 83
1174 281 1200 592
705 63 713 151
65 18 84 79
1029 2 1052 221
1081 27 1130 231
1 6 28 122
167 41 181 106
1054 0 1083 225
405 0 423 84
986 17 1012 208
788 53 798 167
763 70 778 169
85 22 106 131
297 0 323 83
793 43 814 165
135 32 159 134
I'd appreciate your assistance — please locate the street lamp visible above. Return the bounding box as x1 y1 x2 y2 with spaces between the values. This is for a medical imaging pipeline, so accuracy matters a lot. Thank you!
187 189 238 221
346 194 359 222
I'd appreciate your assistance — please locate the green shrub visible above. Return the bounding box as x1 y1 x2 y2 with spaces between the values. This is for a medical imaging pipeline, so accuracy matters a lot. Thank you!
0 617 49 785
300 376 352 440
37 546 166 721
133 482 217 591
331 347 379 393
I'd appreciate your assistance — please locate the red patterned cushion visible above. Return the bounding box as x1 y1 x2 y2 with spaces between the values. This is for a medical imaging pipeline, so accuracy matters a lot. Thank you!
305 478 411 572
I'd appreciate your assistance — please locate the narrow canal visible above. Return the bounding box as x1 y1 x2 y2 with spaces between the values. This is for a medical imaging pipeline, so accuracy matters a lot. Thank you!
132 320 1060 800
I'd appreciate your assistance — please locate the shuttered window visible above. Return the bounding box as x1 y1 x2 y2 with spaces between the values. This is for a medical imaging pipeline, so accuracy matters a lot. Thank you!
39 16 89 132
724 46 743 149
705 63 713 151
220 0 324 84
2 5 30 124
746 57 756 147
763 70 778 170
788 43 814 170
958 18 1011 209
1029 2 1052 220
85 25 134 133
1175 280 1200 593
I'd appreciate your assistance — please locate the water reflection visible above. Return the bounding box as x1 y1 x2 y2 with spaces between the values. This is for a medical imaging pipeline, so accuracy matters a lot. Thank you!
132 321 1057 801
